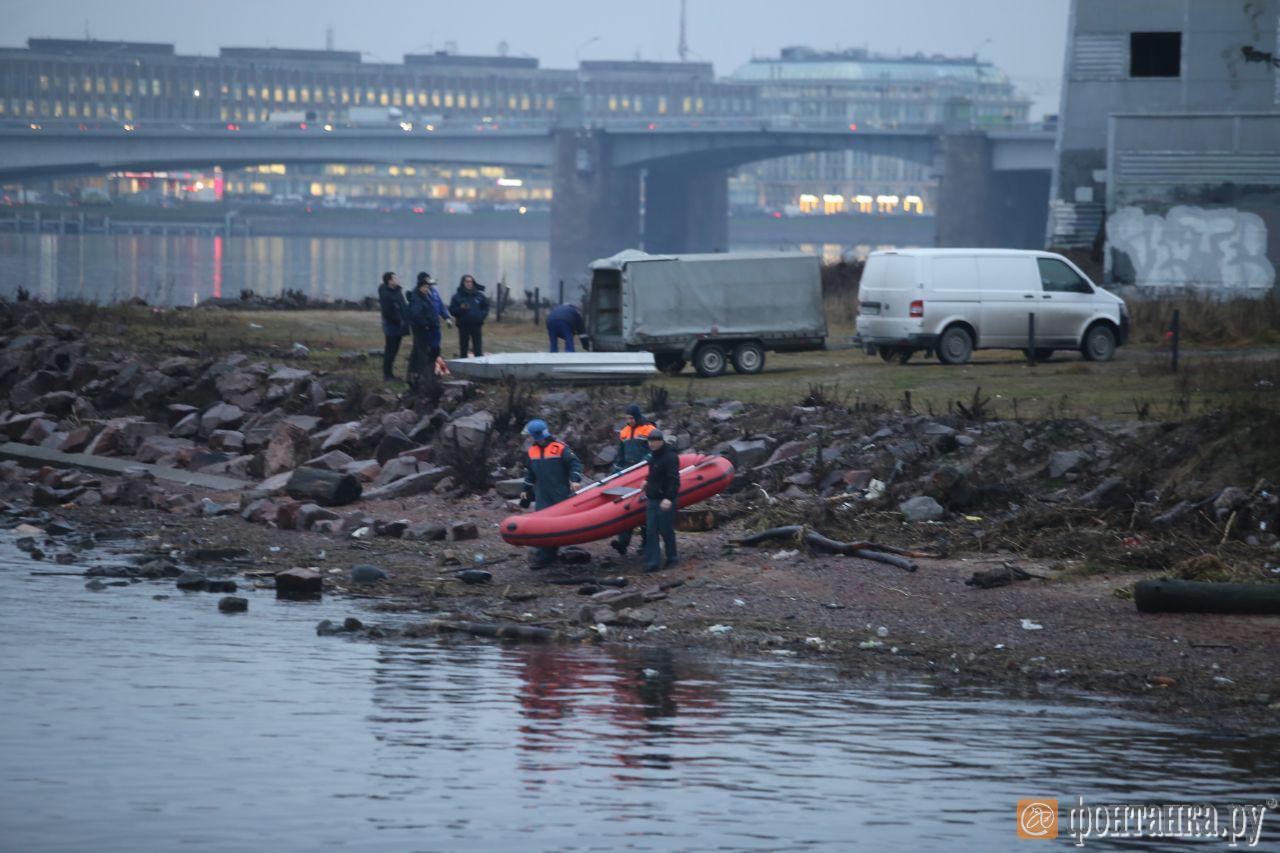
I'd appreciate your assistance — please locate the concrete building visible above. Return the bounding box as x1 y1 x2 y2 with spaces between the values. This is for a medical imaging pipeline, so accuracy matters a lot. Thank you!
1049 0 1279 295
728 47 1032 213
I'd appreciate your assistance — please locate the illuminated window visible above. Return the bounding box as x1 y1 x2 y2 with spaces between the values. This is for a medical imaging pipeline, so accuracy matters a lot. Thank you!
388 166 400 176
798 193 819 213
124 78 133 95
110 105 119 119
96 77 105 94
432 91 441 106
379 91 389 106
658 96 668 114
220 83 229 96
219 107 228 120
634 96 642 111
287 87 297 103
153 79 161 96
444 92 453 107
340 87 349 104
275 87 284 102
392 90 401 106
39 75 49 91
299 88 309 103
327 87 336 102
682 96 691 113
695 97 704 113
903 195 924 213
508 95 517 110
853 194 873 213
64 102 74 117
314 87 322 102
247 85 256 99
546 96 554 110
366 88 375 103
403 166 415 176
53 100 62 117
822 194 844 214
608 96 618 111
520 95 529 110
83 76 92 92
123 105 133 120
310 182 324 196
621 97 630 110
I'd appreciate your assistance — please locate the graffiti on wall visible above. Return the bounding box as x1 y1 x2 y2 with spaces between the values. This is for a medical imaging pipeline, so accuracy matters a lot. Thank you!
1108 205 1276 294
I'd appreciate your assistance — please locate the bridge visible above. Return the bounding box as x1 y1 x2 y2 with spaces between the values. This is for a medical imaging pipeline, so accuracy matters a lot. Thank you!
0 115 1054 286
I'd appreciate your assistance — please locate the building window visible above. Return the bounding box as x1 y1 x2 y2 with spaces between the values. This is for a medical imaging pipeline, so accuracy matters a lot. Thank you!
1130 32 1181 77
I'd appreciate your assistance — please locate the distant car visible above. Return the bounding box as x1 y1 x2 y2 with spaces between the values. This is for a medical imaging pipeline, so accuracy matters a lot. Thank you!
855 248 1130 365
443 201 474 215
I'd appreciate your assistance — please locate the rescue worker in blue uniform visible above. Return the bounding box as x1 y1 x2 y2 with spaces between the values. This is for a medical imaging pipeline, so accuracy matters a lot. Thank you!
609 403 656 556
519 418 584 568
545 303 590 352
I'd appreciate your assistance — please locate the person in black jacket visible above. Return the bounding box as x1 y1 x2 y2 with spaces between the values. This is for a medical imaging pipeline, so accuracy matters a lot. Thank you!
406 272 442 388
377 271 409 381
449 274 488 357
642 429 681 572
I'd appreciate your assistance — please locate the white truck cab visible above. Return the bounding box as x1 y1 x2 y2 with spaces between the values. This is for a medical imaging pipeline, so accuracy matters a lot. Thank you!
855 248 1129 364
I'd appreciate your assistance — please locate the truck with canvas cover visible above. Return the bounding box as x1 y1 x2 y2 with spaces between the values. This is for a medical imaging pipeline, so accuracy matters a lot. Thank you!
584 250 827 377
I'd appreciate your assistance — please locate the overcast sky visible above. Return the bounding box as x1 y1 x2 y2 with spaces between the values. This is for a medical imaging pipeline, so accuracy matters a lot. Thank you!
0 0 1068 116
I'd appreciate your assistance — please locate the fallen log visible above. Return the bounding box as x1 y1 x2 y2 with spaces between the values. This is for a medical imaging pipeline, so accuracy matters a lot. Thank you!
733 525 922 572
1134 578 1280 615
285 466 363 507
409 619 557 642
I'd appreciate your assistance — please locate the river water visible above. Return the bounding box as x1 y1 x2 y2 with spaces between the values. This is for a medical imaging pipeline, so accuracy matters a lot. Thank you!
1 538 1276 851
0 233 552 306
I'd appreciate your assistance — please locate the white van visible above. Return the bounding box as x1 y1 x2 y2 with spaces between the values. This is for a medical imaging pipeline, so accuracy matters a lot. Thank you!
855 249 1129 364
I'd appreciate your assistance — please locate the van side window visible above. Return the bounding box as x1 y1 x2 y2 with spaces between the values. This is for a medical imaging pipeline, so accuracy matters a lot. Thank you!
1037 258 1093 294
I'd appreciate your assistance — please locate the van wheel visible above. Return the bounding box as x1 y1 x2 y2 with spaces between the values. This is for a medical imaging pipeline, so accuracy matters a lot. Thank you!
936 327 973 365
731 342 766 374
693 344 727 377
1022 348 1055 362
655 354 686 375
1081 325 1117 362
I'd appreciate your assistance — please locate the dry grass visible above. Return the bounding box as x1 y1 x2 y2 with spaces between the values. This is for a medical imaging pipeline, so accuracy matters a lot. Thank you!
1126 294 1280 347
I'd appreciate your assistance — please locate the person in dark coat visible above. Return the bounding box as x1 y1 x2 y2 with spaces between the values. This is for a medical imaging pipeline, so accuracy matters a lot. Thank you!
406 272 444 387
609 403 656 556
519 418 583 568
423 273 452 365
377 271 409 381
642 429 681 572
545 303 590 353
449 274 488 357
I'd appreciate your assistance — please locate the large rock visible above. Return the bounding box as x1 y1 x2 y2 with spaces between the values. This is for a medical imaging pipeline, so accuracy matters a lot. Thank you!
321 422 362 452
403 521 447 541
59 425 95 453
207 430 245 453
495 478 527 499
30 390 77 417
763 440 815 467
442 411 494 452
200 402 245 435
343 459 382 483
899 495 945 522
305 449 355 471
375 429 415 464
372 456 420 488
263 420 312 477
134 436 195 464
1048 450 1089 479
275 567 322 598
363 466 453 500
86 417 162 457
725 438 770 469
170 412 201 438
19 418 58 445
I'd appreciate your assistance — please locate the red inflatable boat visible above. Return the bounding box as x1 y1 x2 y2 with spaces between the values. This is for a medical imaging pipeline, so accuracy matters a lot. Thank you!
500 454 734 549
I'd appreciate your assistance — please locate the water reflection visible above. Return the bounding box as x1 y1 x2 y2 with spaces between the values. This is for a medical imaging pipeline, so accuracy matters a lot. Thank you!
0 233 550 305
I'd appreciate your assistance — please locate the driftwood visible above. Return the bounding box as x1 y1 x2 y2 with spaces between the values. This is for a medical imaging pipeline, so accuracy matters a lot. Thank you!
285 467 363 507
1134 578 1280 615
734 525 923 572
407 619 557 642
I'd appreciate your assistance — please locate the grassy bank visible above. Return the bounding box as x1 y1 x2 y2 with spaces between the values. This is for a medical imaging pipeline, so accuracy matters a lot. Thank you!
39 301 1279 421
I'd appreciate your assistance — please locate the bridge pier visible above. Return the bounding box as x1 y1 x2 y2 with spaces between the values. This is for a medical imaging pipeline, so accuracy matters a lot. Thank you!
643 165 729 255
549 129 640 295
936 132 1049 249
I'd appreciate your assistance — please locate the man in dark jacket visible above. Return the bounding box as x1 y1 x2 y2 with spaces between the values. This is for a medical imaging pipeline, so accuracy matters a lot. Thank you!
377 271 409 381
545 303 589 352
642 429 681 572
610 403 655 556
520 418 583 568
406 272 445 388
449 274 488 357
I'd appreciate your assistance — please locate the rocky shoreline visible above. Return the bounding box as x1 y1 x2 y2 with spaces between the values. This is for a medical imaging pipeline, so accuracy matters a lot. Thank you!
1 299 1277 728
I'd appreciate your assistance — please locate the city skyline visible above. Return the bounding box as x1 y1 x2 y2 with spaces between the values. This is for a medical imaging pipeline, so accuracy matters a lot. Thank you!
0 0 1069 117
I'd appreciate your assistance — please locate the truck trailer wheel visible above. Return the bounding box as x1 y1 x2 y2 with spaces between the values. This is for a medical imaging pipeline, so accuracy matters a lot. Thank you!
731 342 766 374
693 344 727 377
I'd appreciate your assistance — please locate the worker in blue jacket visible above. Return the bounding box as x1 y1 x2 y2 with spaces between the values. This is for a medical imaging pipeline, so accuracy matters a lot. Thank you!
546 303 590 352
519 418 584 568
449 274 488 357
406 271 452 387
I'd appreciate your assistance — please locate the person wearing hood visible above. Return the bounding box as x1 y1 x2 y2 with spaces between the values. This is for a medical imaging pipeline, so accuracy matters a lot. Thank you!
449 273 488 357
546 302 590 352
519 418 583 568
377 271 409 381
609 403 656 556
406 271 452 386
